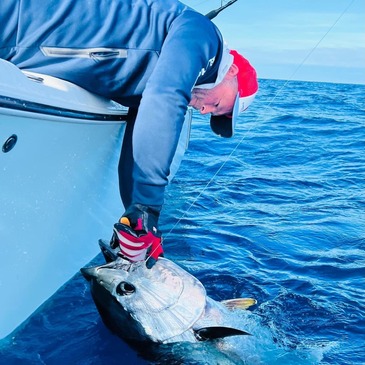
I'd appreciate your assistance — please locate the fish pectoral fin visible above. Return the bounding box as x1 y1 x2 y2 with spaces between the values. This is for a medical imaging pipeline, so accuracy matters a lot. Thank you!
194 326 251 341
221 298 257 310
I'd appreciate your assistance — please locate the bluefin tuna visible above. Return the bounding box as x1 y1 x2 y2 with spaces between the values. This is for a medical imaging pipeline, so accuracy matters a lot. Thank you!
81 240 256 346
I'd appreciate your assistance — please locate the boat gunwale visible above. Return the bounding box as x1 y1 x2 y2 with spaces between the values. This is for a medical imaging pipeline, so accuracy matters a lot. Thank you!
0 95 128 122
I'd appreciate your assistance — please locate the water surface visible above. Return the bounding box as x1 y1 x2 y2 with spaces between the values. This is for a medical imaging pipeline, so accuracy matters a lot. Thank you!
1 79 364 364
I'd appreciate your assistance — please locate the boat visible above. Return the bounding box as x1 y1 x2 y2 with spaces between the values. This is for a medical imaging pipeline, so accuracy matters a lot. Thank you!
0 59 191 339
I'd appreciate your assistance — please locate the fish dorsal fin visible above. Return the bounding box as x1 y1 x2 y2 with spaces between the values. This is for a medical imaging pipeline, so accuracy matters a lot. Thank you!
221 298 257 310
194 326 251 341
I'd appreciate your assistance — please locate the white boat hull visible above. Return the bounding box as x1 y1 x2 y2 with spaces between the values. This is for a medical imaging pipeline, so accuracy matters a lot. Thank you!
0 59 191 339
1 112 125 339
0 59 129 339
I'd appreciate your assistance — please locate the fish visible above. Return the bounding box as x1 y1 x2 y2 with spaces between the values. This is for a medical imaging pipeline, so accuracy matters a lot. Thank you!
81 240 256 345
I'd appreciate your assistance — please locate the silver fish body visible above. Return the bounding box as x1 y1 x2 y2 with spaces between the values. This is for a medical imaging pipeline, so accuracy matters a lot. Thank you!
81 240 252 344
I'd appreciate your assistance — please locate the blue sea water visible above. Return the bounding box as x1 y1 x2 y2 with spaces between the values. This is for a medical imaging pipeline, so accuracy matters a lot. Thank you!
0 79 364 364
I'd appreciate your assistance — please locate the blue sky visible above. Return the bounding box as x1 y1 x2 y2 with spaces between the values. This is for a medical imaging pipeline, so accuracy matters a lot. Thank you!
184 0 365 84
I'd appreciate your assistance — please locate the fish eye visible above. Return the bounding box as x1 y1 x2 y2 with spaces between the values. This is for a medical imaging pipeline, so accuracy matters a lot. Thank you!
116 281 136 296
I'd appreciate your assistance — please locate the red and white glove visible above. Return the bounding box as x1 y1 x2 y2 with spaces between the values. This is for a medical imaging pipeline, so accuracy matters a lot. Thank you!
112 204 163 267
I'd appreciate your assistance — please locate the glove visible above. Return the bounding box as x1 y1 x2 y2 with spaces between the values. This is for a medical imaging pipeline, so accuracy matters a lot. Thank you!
112 204 163 268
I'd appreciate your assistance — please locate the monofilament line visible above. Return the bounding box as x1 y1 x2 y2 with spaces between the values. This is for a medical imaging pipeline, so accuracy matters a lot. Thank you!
146 0 357 261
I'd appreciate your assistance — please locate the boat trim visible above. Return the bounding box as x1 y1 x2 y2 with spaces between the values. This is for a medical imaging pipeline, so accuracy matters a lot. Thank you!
0 95 128 121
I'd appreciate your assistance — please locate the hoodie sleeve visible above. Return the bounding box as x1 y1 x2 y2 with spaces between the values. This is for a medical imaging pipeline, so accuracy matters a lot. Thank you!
129 11 223 208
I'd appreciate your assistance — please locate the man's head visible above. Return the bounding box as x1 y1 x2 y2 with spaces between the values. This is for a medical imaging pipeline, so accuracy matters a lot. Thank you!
189 49 258 138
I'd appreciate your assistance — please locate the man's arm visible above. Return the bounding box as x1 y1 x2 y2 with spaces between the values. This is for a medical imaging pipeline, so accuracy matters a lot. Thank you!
114 11 223 265
131 10 222 208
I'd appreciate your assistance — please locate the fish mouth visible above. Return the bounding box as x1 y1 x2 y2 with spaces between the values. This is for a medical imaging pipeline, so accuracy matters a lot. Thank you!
80 266 97 281
80 259 124 281
80 258 140 295
80 256 138 281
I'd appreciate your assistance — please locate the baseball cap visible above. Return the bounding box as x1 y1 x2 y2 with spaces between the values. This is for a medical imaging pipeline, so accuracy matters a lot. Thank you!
210 49 258 138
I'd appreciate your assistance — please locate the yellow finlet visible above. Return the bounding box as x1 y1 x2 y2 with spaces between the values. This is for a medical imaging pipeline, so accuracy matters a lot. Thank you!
221 298 257 310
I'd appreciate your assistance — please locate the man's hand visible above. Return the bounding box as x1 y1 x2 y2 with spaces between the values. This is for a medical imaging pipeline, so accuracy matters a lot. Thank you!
112 204 163 268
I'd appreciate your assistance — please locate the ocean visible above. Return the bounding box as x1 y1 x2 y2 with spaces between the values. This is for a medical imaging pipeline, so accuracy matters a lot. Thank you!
0 79 364 364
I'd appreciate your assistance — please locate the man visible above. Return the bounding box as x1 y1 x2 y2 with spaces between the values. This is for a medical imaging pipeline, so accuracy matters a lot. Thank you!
1 0 258 267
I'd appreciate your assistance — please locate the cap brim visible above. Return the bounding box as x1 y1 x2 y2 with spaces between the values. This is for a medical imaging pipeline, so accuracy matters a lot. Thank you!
210 114 233 138
210 93 239 138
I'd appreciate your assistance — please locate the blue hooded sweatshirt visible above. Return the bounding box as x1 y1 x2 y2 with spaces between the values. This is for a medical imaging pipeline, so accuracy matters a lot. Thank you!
0 0 224 210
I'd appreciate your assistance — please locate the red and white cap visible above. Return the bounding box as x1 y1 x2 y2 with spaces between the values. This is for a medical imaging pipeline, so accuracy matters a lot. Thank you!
210 49 258 138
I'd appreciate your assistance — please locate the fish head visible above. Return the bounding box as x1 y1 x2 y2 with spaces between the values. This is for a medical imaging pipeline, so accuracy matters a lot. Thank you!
81 257 206 343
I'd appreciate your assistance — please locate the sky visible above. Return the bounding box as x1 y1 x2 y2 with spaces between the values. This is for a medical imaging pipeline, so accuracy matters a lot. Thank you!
183 0 365 84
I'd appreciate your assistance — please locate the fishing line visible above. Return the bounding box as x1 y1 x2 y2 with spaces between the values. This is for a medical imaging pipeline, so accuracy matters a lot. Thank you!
145 0 357 262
